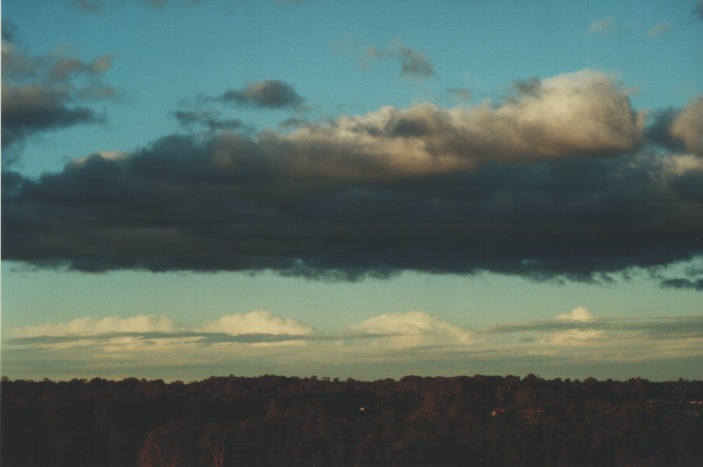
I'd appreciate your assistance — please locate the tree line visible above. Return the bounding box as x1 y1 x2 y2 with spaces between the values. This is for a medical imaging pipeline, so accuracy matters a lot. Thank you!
2 374 702 466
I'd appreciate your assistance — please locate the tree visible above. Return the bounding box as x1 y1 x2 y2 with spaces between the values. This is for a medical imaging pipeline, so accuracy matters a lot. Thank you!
138 421 186 467
198 424 227 467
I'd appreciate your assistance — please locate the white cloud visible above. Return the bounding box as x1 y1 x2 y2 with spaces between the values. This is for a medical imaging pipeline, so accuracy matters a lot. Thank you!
11 315 177 338
556 306 596 322
198 310 312 335
351 311 473 348
281 69 643 180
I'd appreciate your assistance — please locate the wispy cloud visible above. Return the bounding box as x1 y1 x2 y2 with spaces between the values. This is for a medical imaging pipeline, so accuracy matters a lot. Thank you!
171 109 248 133
444 87 471 102
588 16 617 36
646 21 672 37
5 308 703 380
694 1 703 20
364 40 434 79
74 0 202 12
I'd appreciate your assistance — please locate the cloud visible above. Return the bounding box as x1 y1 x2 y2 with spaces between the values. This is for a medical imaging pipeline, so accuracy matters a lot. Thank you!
74 0 202 11
5 310 703 380
588 16 617 35
670 97 703 156
2 19 17 41
2 70 701 284
646 21 672 37
556 306 596 322
172 109 247 132
351 311 473 348
365 40 434 79
11 315 178 338
1 29 116 159
219 80 305 110
648 98 703 157
199 310 312 336
75 0 104 13
445 87 471 102
694 1 703 20
660 277 703 291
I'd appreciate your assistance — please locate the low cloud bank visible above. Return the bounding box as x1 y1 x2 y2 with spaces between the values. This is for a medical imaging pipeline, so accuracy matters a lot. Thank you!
5 308 703 380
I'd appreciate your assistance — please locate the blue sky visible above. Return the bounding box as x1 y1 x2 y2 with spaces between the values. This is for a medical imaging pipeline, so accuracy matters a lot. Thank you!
2 0 703 382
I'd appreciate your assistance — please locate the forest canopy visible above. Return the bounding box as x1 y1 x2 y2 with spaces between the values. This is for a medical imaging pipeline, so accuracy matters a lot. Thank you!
3 374 703 466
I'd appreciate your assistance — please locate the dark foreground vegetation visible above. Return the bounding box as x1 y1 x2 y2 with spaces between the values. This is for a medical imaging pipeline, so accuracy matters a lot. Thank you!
2 375 703 466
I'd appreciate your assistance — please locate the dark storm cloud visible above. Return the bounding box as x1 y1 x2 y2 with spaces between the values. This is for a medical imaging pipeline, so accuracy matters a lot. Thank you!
219 80 305 110
1 29 115 158
3 70 702 284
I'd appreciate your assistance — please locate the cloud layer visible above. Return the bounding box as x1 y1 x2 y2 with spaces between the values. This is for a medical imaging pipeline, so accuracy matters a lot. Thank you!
2 70 702 285
5 308 703 380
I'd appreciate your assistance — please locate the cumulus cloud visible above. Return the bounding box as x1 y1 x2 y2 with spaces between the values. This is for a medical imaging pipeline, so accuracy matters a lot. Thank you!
588 16 617 35
219 80 305 110
365 40 434 79
2 70 701 285
351 311 472 348
1 28 115 159
199 310 312 336
556 306 596 322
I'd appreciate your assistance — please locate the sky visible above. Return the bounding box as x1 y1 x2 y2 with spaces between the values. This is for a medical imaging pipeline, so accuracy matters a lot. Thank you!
2 0 703 382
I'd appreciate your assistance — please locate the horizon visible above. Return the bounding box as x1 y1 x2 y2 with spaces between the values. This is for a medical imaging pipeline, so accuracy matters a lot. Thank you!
2 0 703 382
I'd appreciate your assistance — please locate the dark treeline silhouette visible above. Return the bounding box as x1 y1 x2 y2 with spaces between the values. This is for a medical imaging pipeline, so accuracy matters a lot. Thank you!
2 374 703 466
